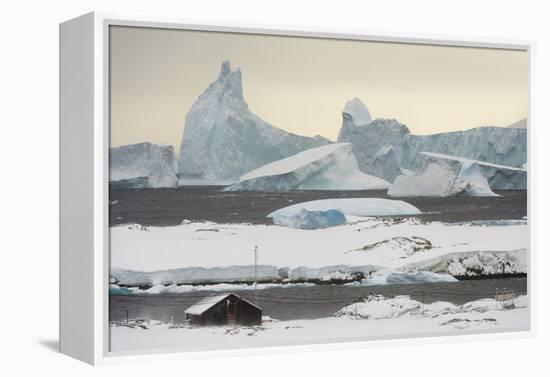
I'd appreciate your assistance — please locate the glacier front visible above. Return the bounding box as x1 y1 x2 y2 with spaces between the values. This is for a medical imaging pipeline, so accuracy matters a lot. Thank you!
178 61 329 181
110 142 178 188
224 143 390 191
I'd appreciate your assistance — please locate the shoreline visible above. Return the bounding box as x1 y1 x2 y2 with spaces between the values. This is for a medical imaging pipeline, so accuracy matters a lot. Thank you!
112 274 528 294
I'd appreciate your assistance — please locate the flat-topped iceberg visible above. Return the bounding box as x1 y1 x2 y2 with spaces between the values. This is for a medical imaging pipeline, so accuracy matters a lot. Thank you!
110 142 178 188
267 198 421 219
224 143 390 191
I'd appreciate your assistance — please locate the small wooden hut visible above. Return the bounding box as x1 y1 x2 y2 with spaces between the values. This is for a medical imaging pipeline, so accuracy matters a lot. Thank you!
185 293 262 326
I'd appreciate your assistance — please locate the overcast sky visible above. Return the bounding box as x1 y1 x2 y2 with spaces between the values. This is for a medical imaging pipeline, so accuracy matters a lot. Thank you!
109 26 528 149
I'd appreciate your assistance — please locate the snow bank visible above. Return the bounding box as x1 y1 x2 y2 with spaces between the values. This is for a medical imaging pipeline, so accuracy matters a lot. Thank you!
110 265 281 286
271 208 347 229
110 282 316 295
224 143 389 191
400 249 527 277
335 295 422 319
268 198 421 218
335 294 528 320
360 270 458 286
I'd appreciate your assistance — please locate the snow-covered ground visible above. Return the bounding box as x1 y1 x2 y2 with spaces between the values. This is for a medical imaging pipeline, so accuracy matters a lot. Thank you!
110 215 527 285
110 295 529 353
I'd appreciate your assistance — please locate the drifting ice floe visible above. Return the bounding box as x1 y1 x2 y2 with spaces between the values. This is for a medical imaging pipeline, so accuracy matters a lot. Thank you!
267 198 421 218
270 208 347 229
224 143 389 191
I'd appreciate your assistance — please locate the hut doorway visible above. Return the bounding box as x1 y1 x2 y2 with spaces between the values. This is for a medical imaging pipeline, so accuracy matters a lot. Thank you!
227 300 237 325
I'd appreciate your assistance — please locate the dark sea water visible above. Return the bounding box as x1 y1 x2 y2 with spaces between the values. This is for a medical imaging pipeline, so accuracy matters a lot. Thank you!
110 278 527 323
109 187 527 226
109 187 527 323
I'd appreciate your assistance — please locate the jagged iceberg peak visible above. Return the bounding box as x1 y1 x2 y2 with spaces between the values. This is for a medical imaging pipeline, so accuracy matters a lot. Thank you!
342 97 373 126
178 61 330 180
197 60 246 111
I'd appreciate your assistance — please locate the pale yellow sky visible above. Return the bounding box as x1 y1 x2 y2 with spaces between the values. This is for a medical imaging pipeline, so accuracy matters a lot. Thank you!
109 26 528 149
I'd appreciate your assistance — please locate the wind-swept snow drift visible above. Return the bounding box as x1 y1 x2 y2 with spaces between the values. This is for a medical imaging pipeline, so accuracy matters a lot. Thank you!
224 143 389 191
388 152 501 197
178 61 329 181
110 142 178 188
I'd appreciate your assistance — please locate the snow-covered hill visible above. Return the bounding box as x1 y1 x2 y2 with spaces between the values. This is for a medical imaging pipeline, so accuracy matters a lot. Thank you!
224 143 389 191
178 61 330 181
110 142 178 188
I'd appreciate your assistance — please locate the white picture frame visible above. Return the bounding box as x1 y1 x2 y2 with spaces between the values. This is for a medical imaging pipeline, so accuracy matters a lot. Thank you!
59 11 535 365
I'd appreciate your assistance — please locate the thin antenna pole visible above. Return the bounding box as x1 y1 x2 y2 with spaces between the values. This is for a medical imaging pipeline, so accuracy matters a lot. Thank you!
254 245 258 299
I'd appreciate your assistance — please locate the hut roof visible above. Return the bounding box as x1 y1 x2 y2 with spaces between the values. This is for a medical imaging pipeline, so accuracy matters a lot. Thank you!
185 293 262 315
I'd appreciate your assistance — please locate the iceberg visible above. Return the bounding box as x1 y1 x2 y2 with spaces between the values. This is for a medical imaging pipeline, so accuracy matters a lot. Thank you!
110 142 178 188
421 152 527 190
178 61 329 181
342 97 372 126
338 115 410 180
368 145 403 183
337 98 527 184
271 208 347 229
507 118 527 129
224 143 390 191
267 198 422 218
388 152 501 197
